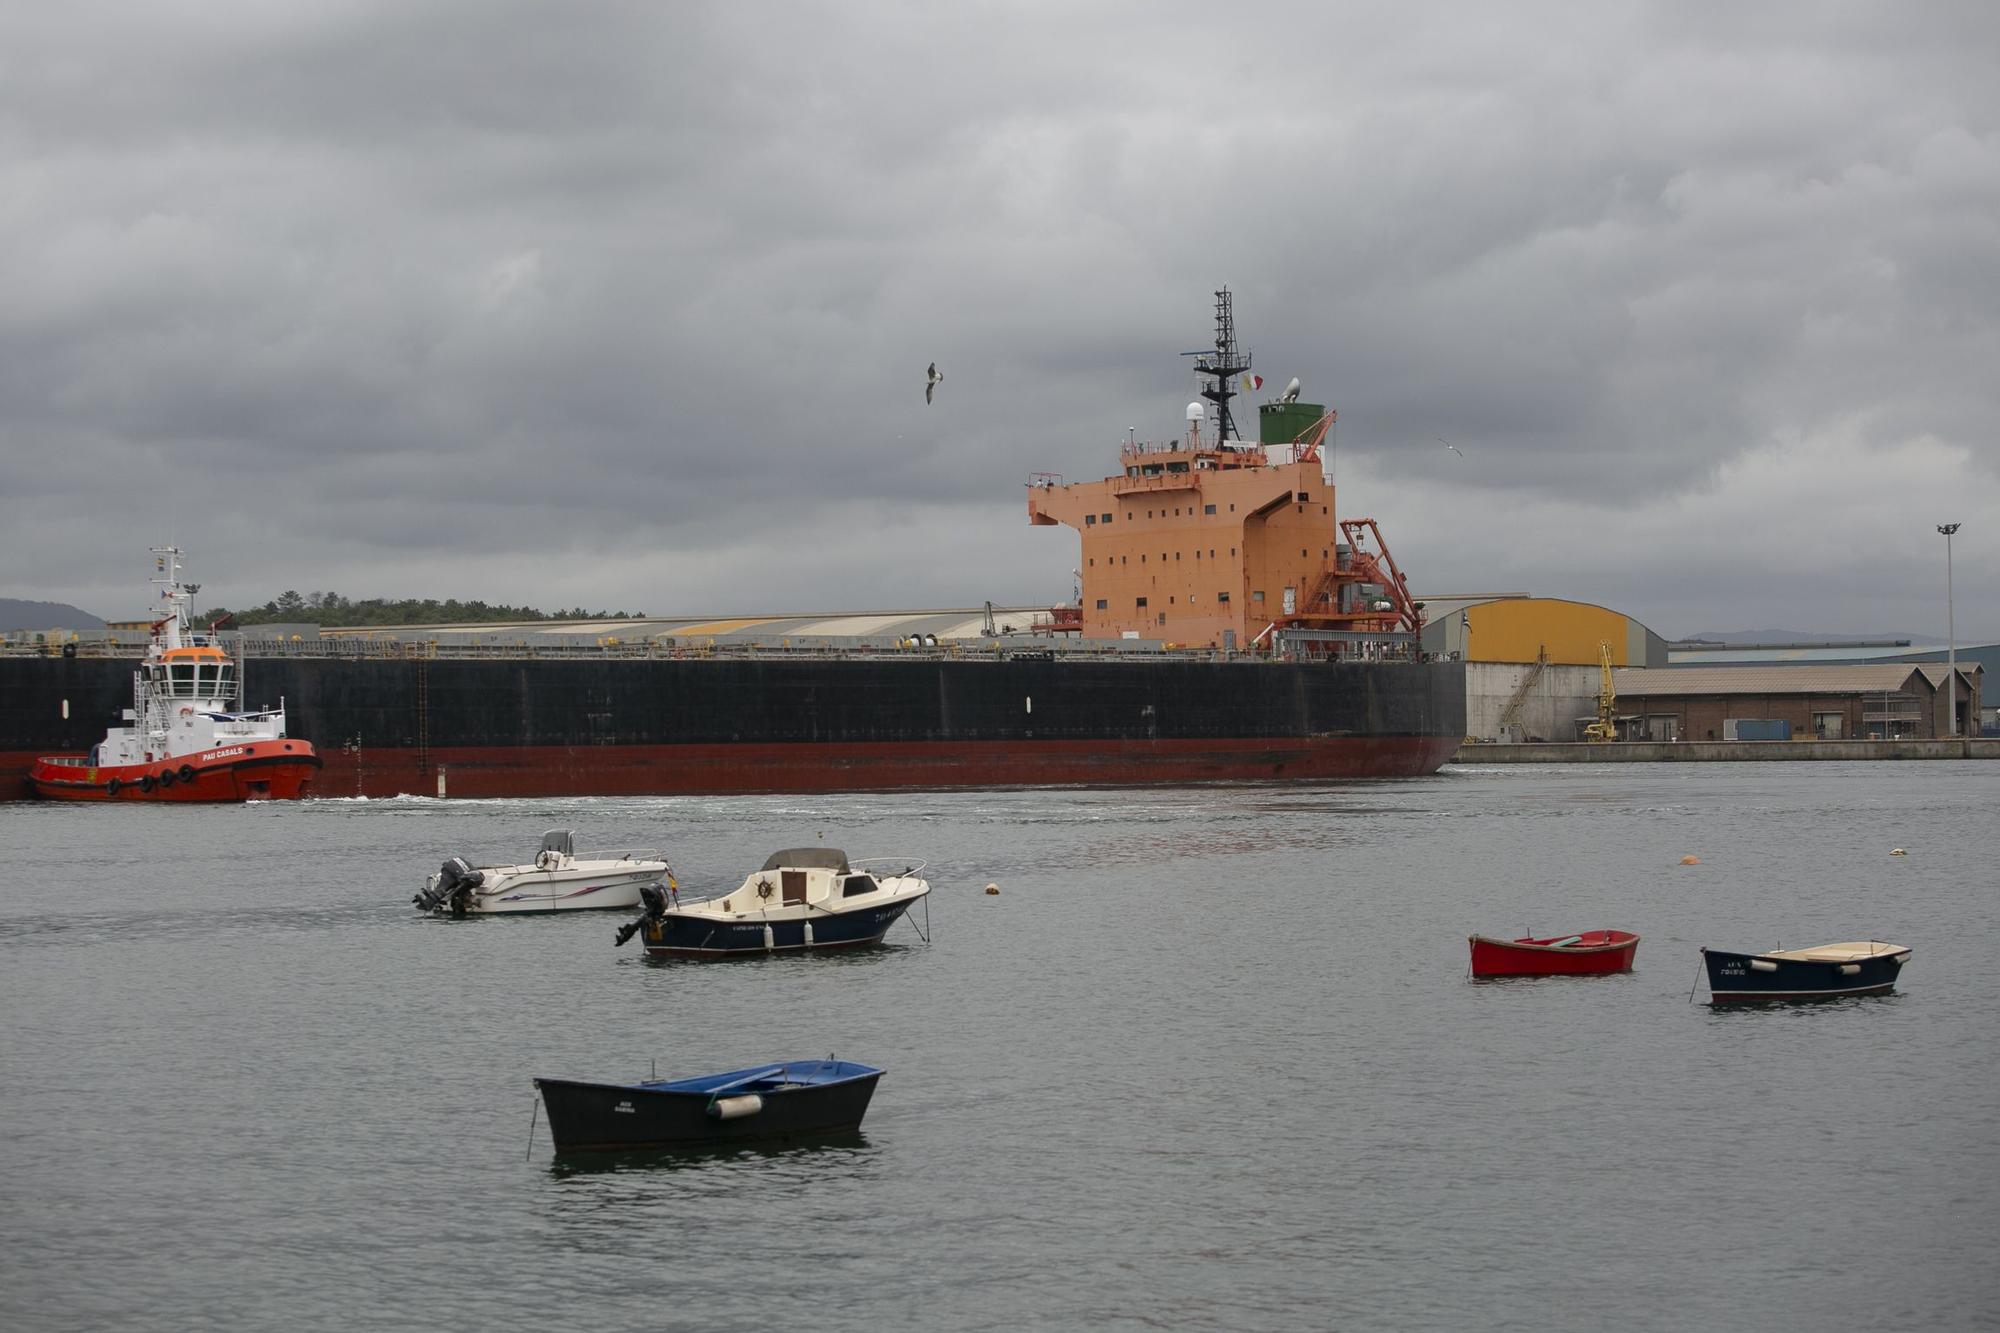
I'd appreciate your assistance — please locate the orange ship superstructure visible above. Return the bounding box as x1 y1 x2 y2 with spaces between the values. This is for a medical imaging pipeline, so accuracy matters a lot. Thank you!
1029 289 1424 656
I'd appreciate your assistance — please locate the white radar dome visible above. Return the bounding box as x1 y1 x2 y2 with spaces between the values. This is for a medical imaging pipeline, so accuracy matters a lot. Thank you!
1186 401 1205 422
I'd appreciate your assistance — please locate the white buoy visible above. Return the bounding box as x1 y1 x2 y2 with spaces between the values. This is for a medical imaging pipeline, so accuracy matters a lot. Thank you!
707 1094 764 1121
803 920 815 948
1890 848 1907 856
762 924 774 952
985 882 1000 895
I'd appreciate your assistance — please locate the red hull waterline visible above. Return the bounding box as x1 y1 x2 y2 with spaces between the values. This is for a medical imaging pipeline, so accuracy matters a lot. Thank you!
8 734 1455 801
25 739 321 803
1469 930 1640 978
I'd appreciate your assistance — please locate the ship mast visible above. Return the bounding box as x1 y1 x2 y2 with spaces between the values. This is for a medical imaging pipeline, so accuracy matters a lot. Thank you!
1192 287 1251 443
151 545 192 651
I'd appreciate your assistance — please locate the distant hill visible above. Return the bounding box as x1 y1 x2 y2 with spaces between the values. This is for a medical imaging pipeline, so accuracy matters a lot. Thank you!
1682 629 1943 646
0 598 105 633
198 592 645 627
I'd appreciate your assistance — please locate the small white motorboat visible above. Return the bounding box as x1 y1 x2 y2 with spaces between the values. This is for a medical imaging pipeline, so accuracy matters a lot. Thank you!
414 830 669 916
615 847 929 956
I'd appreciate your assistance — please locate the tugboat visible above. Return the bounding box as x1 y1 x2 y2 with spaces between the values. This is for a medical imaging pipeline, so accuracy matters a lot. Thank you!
26 547 320 802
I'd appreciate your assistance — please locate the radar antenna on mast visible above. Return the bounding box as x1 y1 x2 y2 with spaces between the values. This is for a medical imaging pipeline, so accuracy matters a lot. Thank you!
1191 287 1250 442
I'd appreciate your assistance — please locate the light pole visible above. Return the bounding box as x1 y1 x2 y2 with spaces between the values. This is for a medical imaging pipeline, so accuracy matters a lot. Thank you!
1938 523 1960 737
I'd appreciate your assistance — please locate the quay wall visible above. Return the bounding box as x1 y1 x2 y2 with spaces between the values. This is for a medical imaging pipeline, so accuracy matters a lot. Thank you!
1454 739 2000 763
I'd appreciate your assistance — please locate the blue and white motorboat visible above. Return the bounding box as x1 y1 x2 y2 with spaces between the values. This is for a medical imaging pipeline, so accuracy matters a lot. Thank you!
534 1058 884 1152
614 847 928 957
1702 940 1912 1002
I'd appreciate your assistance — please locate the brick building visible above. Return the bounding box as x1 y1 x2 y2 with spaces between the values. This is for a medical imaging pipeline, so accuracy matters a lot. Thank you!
1610 664 1982 741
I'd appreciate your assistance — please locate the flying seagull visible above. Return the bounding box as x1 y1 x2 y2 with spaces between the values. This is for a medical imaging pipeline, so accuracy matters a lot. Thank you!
925 362 943 405
1440 437 1464 459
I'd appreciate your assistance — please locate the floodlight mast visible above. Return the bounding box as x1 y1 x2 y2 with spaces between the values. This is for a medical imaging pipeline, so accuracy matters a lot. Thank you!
1938 522 1960 737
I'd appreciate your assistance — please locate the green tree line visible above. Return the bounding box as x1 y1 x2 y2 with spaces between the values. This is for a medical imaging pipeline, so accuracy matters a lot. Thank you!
197 591 645 627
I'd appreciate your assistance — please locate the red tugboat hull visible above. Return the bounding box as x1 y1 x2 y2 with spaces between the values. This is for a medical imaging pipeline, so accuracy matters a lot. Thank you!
27 739 321 803
1469 930 1639 977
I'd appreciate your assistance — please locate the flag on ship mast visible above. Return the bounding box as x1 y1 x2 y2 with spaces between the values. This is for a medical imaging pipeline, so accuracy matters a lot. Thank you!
1241 373 1263 392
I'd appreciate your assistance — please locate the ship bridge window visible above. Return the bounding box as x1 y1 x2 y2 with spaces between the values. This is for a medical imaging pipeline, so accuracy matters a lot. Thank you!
1204 504 1216 515
1085 514 1096 525
1095 599 1107 610
169 664 196 696
1218 592 1230 603
1101 513 1112 523
1297 492 1310 501
1136 597 1148 608
1167 461 1189 473
841 874 879 899
197 663 223 697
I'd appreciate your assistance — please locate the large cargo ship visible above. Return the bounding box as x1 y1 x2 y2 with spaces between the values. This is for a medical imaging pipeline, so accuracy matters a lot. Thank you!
2 293 1463 800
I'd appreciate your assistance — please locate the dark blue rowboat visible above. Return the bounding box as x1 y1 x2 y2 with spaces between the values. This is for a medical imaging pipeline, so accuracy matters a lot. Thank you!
1702 940 1911 1003
534 1059 883 1152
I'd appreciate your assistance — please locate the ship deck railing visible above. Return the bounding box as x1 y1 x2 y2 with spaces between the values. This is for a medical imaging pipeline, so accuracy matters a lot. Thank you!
5 636 1426 666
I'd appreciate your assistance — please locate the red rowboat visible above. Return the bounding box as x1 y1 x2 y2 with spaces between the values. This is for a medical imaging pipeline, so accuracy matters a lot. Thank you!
1468 930 1639 977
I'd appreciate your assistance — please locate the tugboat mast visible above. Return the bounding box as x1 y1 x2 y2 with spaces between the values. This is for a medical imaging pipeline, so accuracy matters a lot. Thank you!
1192 287 1251 443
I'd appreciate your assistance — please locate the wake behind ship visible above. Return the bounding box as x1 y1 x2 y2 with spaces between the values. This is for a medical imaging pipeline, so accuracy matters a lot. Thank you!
2 294 1463 800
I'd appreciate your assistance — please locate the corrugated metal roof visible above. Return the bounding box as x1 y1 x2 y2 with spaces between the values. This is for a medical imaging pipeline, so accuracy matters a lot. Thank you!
1914 662 1983 685
1613 664 1930 695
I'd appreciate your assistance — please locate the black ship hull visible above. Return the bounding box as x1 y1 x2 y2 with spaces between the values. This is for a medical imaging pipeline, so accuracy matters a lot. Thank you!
2 655 1465 799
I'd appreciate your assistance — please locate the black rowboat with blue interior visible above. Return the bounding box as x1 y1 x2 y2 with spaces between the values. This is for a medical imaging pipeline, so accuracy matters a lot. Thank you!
1701 940 1911 1003
614 847 929 958
534 1059 884 1152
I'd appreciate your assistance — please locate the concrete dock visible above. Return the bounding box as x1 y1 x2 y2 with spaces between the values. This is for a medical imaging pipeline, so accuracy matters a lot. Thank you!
1452 738 1999 763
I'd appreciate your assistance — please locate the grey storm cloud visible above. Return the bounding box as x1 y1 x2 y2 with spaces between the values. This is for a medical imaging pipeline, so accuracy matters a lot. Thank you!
2 0 1997 638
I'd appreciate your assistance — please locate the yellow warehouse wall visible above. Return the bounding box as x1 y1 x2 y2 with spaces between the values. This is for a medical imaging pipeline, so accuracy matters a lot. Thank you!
1466 599 1633 666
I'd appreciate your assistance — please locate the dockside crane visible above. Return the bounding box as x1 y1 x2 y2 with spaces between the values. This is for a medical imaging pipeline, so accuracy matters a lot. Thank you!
1583 641 1617 742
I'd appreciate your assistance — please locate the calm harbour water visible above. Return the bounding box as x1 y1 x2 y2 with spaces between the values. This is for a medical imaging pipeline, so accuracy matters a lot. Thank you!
2 762 1996 1332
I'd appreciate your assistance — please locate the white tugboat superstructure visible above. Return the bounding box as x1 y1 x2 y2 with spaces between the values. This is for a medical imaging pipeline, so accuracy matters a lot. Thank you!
27 548 321 802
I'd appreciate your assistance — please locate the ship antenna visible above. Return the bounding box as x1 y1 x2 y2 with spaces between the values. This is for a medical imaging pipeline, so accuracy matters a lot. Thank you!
1192 287 1251 443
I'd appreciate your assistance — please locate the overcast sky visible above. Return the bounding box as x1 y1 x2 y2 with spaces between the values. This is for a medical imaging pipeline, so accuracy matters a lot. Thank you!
3 1 1996 640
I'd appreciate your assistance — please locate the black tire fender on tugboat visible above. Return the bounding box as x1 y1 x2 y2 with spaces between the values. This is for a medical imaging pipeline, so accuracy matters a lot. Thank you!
178 764 196 783
158 768 177 788
105 777 122 796
138 774 156 794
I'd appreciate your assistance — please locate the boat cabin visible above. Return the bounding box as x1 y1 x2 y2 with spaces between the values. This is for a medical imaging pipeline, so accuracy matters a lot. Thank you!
708 848 888 914
146 644 238 706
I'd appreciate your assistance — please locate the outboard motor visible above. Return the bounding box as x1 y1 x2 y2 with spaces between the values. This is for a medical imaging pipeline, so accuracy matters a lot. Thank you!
414 857 482 915
614 882 670 947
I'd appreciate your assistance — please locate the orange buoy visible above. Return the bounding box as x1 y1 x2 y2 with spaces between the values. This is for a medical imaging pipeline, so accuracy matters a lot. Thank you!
1680 855 1700 866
